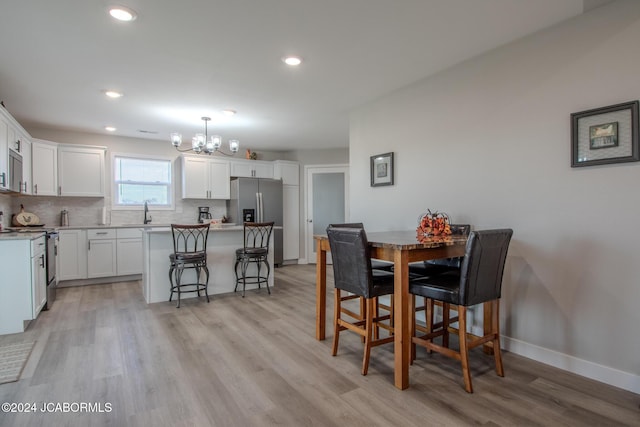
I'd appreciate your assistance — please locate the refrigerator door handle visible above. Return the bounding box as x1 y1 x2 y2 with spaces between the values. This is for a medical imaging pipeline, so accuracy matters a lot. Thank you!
258 192 264 222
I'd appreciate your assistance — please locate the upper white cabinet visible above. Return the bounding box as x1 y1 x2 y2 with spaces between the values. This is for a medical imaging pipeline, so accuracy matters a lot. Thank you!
31 139 58 196
19 134 31 195
0 117 8 191
182 155 230 199
58 145 106 197
273 161 300 186
230 159 274 179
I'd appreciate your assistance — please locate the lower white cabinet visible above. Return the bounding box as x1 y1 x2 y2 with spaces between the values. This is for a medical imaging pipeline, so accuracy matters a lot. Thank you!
31 237 47 317
0 235 46 335
116 228 142 275
58 227 143 283
58 229 88 281
87 230 117 278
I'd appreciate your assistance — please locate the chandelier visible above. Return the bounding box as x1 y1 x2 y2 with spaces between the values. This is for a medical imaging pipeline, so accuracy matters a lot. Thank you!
170 116 239 155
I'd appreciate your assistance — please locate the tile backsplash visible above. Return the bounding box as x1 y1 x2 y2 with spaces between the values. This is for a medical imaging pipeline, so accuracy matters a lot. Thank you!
5 195 228 227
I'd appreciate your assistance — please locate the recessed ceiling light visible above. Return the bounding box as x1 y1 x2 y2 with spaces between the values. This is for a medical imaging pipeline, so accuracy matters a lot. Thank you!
221 109 236 116
109 6 137 22
283 56 302 66
105 126 117 132
103 90 123 99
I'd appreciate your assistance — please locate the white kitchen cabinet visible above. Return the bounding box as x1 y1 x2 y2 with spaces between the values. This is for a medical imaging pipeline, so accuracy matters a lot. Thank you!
31 139 58 196
274 161 300 262
116 228 143 275
0 114 8 191
182 155 230 199
87 228 117 278
282 184 300 261
58 229 88 281
273 161 299 186
30 236 47 318
58 145 106 197
0 235 45 335
20 135 32 195
230 159 273 178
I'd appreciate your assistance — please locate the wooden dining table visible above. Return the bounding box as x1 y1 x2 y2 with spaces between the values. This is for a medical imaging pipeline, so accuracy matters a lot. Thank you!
315 230 492 390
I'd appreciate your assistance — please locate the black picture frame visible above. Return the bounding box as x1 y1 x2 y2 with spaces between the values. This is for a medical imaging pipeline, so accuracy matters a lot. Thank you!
370 152 394 187
571 101 639 167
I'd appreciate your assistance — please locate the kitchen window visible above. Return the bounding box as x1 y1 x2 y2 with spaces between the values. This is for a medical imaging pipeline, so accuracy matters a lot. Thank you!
113 155 173 209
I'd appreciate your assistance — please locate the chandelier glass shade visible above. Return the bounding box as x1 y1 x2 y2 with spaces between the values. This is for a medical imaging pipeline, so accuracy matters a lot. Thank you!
171 117 239 155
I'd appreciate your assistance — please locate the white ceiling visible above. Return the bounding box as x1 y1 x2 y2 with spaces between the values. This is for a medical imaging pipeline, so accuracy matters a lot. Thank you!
0 1 599 151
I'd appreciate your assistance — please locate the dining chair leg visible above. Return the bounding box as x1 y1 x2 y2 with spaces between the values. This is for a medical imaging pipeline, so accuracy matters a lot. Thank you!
492 299 504 377
359 296 366 343
362 298 374 375
332 289 341 356
410 294 416 364
373 297 380 340
425 297 434 354
442 303 450 348
458 306 473 393
389 295 394 336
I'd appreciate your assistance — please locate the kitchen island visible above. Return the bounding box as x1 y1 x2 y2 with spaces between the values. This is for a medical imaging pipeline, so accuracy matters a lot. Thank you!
142 225 275 304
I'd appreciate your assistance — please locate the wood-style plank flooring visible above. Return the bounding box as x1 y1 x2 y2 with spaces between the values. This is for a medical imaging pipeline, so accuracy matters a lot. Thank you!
0 264 638 426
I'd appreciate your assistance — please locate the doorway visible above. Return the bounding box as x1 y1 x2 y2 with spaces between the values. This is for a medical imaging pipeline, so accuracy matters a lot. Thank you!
305 165 349 264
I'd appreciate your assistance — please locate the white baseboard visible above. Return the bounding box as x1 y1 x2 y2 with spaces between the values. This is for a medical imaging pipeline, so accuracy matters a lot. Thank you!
298 258 308 264
502 336 640 394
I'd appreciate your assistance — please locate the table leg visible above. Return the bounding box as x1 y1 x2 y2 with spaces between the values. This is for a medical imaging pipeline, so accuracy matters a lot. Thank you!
483 301 494 355
315 240 327 341
393 249 410 390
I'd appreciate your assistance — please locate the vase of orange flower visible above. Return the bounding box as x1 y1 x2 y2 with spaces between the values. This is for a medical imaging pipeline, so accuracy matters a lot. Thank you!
416 210 451 237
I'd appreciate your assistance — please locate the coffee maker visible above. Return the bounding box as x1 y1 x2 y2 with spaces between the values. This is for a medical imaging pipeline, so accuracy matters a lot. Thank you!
198 207 212 223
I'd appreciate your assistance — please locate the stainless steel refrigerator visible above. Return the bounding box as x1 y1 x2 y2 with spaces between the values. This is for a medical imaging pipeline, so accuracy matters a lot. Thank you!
227 177 283 266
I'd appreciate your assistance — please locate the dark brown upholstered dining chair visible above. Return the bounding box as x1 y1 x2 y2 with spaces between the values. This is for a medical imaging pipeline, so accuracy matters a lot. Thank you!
409 229 513 393
326 225 395 375
409 224 471 344
169 223 210 308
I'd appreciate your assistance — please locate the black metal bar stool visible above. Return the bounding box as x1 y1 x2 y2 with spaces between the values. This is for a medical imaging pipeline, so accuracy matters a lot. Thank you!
169 223 210 308
234 222 274 297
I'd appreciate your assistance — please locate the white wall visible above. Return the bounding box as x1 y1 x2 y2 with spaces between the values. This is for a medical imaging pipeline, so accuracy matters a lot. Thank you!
349 0 640 393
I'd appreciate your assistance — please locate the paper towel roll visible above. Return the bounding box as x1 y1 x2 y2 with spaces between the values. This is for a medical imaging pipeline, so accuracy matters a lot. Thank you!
101 207 107 225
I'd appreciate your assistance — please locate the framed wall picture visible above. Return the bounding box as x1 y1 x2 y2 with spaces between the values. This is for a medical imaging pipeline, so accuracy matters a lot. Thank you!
370 152 394 187
571 101 639 167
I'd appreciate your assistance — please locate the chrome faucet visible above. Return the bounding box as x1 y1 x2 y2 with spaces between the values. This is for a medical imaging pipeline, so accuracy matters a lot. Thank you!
143 201 152 224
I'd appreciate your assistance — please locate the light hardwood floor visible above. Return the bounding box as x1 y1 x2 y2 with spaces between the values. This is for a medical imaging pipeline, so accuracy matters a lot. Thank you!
0 264 638 426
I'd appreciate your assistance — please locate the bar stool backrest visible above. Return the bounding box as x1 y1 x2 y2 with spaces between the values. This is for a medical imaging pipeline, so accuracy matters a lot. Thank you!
171 224 210 256
243 222 274 251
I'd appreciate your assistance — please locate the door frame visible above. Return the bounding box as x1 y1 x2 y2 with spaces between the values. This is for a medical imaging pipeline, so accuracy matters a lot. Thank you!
303 164 349 264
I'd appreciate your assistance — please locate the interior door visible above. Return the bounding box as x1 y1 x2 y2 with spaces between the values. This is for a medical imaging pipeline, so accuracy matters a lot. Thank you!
305 165 349 264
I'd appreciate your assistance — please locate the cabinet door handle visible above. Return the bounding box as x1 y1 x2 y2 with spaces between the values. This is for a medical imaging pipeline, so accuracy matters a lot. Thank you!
39 254 45 268
88 241 91 250
34 184 38 194
96 232 108 235
58 186 62 195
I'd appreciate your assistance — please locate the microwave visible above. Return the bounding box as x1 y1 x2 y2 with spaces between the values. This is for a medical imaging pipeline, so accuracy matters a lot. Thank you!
9 149 23 193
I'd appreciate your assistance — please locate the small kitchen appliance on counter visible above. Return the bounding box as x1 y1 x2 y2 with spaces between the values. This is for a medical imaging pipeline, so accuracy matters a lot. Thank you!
198 207 212 223
60 209 69 226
